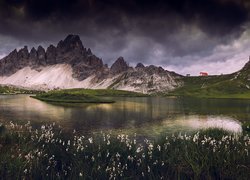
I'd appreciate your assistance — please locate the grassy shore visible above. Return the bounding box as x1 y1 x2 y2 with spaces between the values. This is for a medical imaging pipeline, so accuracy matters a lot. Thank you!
0 85 40 95
50 88 147 97
32 89 147 103
32 94 115 103
0 122 249 179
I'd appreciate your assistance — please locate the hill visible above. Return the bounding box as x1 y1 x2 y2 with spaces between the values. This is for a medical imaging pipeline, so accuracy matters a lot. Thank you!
168 60 250 98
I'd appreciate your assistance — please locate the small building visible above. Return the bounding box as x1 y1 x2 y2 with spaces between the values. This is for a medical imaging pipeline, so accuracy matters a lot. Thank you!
200 72 208 76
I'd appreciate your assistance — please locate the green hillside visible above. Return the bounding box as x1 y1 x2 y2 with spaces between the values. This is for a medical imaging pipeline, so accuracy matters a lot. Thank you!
168 61 250 99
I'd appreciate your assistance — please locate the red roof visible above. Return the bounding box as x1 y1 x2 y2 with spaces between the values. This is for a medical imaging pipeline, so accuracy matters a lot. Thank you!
200 72 208 76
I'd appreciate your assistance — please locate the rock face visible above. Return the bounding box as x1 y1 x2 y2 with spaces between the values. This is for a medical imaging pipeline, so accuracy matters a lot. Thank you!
109 65 181 93
0 34 104 80
46 45 57 65
37 46 46 66
136 63 145 68
242 60 250 70
0 34 183 93
110 57 129 74
0 49 18 75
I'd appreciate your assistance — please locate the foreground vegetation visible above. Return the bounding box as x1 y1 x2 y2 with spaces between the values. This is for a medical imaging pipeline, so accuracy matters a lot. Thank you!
168 73 250 99
0 122 249 179
32 89 147 103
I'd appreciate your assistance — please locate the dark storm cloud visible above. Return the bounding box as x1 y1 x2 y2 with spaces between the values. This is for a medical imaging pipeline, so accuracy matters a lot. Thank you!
0 0 250 73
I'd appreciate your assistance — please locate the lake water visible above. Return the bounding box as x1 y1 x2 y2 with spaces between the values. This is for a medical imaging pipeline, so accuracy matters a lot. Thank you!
0 95 249 135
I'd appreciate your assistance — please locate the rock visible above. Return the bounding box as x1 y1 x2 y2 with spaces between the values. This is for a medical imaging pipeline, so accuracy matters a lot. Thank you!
16 46 29 67
17 46 29 60
29 47 38 66
72 56 104 81
243 60 250 70
145 65 166 75
136 63 145 68
87 48 92 55
56 34 87 64
46 45 57 65
57 34 84 54
30 47 37 59
110 57 129 74
37 46 46 66
86 55 103 67
0 49 18 75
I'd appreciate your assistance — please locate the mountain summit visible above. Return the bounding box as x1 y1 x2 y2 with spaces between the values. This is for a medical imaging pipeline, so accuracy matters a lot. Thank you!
0 35 182 93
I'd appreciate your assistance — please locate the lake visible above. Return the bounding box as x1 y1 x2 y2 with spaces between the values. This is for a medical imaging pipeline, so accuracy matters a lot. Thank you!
0 95 249 136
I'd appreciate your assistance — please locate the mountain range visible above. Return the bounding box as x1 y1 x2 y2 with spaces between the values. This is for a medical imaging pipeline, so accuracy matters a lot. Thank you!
0 35 182 93
0 34 249 95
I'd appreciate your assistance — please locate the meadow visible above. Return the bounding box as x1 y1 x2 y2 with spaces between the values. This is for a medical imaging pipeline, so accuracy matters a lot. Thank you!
0 122 249 179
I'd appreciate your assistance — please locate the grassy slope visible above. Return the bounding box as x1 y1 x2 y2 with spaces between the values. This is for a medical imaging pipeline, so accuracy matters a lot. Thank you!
33 89 147 103
168 69 250 98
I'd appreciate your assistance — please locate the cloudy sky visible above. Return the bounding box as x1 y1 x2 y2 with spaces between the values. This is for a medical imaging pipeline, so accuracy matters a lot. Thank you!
0 0 250 75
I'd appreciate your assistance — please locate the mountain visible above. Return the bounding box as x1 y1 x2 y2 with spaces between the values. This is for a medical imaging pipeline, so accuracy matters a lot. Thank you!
0 35 182 93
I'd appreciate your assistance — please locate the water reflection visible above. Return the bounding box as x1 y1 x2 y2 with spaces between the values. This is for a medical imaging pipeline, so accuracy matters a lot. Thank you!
0 95 249 135
163 115 242 133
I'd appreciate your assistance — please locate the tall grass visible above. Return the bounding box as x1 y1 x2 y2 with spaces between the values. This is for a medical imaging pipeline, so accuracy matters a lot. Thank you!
0 122 249 179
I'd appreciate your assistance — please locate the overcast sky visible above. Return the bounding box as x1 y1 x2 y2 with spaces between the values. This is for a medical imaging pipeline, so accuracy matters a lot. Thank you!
0 0 250 75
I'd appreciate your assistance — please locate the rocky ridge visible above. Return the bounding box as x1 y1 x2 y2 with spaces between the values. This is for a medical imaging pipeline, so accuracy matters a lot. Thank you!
0 35 182 93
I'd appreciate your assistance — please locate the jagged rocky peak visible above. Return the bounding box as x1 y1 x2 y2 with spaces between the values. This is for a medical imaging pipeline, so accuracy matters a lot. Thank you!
15 46 29 66
136 63 145 68
17 46 29 59
46 45 57 64
0 49 18 62
29 47 37 65
37 46 46 66
0 49 19 75
144 65 166 75
55 34 91 64
57 34 84 53
86 48 92 55
110 57 129 74
30 47 37 57
7 49 18 59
